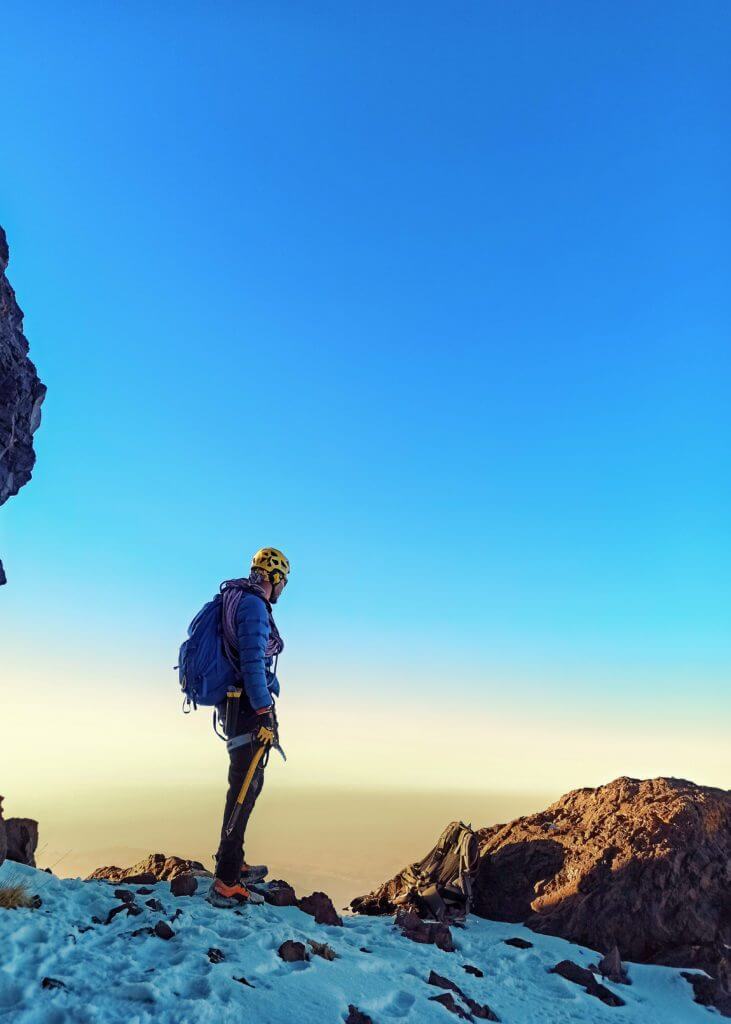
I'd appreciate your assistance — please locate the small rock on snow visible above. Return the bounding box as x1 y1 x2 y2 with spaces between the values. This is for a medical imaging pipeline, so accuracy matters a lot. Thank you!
170 873 197 897
596 945 629 984
429 991 473 1020
345 1007 374 1024
298 891 343 926
551 960 624 1007
278 940 308 962
428 971 499 1021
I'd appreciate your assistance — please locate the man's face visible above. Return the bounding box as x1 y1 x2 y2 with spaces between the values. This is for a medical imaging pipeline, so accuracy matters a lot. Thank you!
270 577 287 604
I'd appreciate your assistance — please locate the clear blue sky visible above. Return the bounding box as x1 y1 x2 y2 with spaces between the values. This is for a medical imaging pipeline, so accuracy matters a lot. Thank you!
2 2 730 724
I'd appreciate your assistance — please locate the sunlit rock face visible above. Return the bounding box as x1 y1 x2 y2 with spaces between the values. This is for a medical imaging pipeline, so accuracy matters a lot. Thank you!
0 225 46 584
472 775 731 970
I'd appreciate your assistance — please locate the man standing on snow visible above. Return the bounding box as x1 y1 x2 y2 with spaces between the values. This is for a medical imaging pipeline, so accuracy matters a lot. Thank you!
207 547 290 908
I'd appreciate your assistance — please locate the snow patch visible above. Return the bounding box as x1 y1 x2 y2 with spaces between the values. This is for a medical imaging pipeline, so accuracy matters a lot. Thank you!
0 861 711 1023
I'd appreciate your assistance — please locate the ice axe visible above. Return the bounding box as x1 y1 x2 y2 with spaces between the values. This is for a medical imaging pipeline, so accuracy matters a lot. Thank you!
224 724 278 838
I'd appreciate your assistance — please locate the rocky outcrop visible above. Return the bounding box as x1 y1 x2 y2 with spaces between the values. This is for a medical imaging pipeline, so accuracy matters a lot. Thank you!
260 877 342 923
0 797 40 868
473 777 730 970
352 776 731 1003
0 798 6 867
0 226 46 585
297 890 343 926
87 854 208 884
682 961 731 1018
4 816 39 868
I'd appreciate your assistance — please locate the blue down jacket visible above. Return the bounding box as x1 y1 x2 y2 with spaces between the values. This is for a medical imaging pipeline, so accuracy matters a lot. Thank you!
236 592 280 713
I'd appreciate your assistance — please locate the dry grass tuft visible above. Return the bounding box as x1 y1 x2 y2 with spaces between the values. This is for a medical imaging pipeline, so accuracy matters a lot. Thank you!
0 882 34 909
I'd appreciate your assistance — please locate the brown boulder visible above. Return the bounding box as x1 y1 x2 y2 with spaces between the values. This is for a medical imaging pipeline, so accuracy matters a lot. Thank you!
278 940 308 962
87 854 207 884
473 777 731 969
551 960 625 1007
170 873 197 897
4 817 39 867
595 945 629 984
0 797 6 867
264 879 298 907
297 891 343 926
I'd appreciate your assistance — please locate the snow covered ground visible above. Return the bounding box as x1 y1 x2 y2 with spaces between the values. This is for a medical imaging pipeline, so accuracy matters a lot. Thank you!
0 861 711 1024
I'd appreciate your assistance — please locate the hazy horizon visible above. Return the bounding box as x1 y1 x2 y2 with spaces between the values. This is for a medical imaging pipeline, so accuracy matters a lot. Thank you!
11 784 558 909
7 769 729 910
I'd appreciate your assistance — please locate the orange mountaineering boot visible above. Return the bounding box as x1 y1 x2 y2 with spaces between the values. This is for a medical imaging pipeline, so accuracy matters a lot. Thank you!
206 878 265 909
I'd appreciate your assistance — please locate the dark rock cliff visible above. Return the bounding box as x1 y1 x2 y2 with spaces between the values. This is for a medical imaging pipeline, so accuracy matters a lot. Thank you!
0 226 46 584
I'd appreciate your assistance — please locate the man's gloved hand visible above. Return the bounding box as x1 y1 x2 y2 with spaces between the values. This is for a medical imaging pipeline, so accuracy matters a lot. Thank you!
254 706 278 743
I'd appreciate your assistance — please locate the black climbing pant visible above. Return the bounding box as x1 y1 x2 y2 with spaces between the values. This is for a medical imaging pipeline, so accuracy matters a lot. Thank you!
215 730 266 883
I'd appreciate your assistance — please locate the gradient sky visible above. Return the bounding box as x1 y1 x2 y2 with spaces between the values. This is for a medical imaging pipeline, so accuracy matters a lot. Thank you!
1 0 730 871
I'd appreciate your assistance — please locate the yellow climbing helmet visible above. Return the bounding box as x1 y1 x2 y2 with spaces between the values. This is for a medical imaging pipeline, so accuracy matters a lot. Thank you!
251 547 291 585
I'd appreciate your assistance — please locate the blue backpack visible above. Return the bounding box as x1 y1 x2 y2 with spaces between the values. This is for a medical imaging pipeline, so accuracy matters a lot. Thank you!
178 594 237 709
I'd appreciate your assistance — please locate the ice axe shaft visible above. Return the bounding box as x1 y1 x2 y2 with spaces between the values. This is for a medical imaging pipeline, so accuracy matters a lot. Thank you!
224 725 275 837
